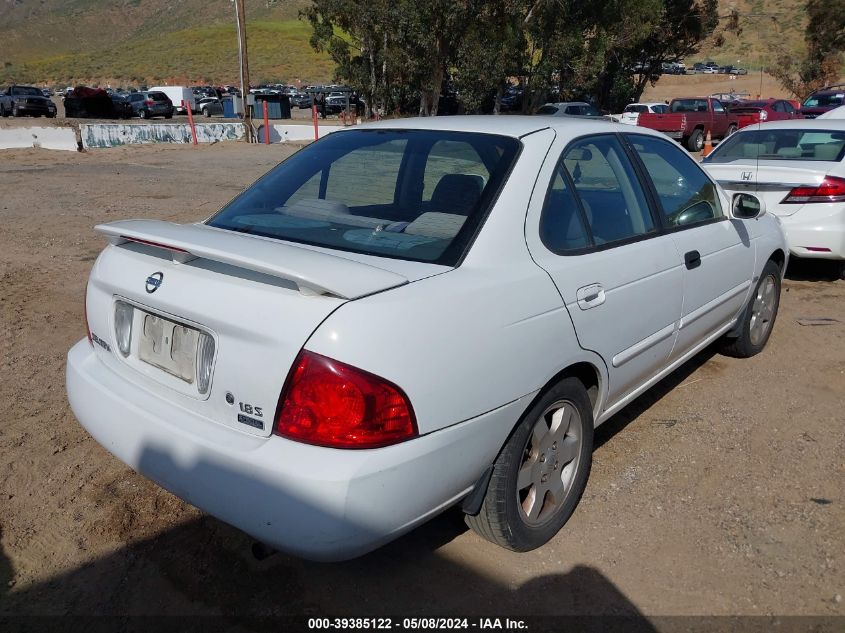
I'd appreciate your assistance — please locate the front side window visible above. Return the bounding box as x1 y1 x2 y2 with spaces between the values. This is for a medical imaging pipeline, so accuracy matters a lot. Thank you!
628 134 722 227
560 135 655 245
208 130 521 265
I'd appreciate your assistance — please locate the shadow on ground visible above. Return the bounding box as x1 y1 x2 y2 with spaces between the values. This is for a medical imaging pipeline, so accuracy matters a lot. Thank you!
785 258 844 282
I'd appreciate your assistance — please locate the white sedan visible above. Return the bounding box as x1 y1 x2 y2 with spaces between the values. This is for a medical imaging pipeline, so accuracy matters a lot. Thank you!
67 117 787 561
703 119 845 262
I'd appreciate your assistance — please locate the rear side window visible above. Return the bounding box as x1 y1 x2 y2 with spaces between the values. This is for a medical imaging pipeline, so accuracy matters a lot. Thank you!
549 135 655 247
628 134 722 227
539 165 590 253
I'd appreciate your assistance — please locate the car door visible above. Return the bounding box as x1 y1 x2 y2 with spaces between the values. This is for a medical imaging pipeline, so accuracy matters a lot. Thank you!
525 133 684 407
624 133 754 361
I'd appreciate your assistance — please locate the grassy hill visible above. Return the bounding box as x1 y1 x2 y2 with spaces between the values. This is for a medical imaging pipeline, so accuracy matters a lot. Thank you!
0 0 332 86
694 0 808 70
0 0 811 87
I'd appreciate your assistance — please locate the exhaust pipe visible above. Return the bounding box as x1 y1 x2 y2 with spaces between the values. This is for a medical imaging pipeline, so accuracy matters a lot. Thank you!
251 541 278 561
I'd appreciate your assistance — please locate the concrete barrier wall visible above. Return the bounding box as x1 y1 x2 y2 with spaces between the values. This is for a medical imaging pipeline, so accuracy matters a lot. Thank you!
259 123 340 144
81 122 246 149
0 127 78 151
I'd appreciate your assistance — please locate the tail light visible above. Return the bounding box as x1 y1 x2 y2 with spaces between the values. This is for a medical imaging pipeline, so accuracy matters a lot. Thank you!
144 100 155 106
782 176 845 204
759 109 768 121
275 351 417 449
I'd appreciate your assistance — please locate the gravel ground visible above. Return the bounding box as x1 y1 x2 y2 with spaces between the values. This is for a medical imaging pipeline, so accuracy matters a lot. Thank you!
0 143 842 621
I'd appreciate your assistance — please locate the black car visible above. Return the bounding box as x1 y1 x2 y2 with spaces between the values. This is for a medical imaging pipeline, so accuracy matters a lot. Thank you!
127 91 174 119
3 85 57 117
110 94 134 119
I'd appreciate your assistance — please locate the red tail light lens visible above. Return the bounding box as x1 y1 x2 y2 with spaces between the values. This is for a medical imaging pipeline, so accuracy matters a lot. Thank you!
144 100 155 106
782 176 845 204
275 351 417 449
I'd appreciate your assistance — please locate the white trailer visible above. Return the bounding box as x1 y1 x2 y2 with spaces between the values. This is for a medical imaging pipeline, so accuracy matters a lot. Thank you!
149 86 196 114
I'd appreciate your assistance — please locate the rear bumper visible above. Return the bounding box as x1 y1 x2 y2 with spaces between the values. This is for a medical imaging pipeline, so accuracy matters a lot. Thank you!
779 205 845 260
66 340 528 560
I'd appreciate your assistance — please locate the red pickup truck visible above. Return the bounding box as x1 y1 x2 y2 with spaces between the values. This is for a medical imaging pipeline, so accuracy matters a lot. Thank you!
637 97 739 152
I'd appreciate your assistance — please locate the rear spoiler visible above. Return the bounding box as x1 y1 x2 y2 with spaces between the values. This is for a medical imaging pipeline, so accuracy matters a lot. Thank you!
95 220 408 300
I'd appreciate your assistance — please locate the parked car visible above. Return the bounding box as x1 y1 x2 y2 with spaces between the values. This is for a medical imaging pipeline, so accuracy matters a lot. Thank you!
149 86 196 114
536 102 604 117
127 91 174 119
801 85 845 119
638 96 740 152
289 92 313 109
692 62 706 73
109 94 134 119
499 86 524 112
703 119 845 263
64 86 124 119
0 90 12 116
197 97 224 117
618 102 668 125
67 116 787 561
730 99 803 128
661 62 685 75
818 105 845 119
3 85 57 117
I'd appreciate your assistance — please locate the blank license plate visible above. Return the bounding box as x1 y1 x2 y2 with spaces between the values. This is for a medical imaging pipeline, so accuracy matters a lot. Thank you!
138 312 198 383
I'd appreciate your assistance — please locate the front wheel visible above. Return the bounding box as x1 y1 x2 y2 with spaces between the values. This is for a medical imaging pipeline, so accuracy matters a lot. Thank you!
465 377 593 551
722 259 782 358
726 124 737 137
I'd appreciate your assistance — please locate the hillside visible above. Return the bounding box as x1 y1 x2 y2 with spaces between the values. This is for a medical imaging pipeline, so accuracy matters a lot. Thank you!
0 0 332 85
695 0 808 70
0 0 811 87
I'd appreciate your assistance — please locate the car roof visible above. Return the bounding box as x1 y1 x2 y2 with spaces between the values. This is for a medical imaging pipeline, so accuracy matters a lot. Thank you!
355 115 670 140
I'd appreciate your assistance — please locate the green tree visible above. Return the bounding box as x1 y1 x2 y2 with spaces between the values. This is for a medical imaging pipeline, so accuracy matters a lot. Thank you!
770 0 845 99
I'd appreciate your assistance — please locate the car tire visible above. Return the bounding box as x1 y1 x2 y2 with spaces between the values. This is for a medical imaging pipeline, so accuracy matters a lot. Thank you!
139 109 148 119
11 104 19 117
203 108 211 118
164 114 173 119
687 129 703 152
721 259 782 358
726 124 737 137
465 377 593 552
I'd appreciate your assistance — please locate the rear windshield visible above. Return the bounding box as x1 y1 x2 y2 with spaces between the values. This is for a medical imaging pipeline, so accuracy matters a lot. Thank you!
804 93 844 108
148 92 169 102
536 105 559 115
671 99 709 113
706 128 845 162
625 105 647 113
207 129 521 265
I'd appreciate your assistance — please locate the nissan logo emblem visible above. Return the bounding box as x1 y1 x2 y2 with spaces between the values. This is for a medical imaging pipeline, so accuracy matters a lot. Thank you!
145 272 164 293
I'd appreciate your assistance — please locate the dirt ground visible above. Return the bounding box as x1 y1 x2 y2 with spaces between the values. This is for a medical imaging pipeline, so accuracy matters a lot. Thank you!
0 142 843 622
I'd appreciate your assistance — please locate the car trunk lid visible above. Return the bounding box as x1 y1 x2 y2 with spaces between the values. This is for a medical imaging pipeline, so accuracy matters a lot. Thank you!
704 161 828 217
85 220 436 438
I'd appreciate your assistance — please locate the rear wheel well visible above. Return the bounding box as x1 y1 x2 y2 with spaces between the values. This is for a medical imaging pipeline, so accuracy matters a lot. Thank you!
547 362 600 413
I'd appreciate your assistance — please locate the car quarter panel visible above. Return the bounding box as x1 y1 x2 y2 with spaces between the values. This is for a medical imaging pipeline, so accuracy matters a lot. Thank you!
67 339 537 560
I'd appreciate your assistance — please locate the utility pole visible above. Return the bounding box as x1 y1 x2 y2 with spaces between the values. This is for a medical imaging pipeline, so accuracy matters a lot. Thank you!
234 0 254 142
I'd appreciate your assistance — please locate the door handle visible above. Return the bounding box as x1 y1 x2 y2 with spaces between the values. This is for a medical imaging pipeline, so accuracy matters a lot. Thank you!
576 283 605 310
684 250 701 270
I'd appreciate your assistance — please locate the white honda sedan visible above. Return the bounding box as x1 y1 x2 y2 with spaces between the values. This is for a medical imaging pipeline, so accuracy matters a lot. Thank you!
702 119 845 263
67 117 787 561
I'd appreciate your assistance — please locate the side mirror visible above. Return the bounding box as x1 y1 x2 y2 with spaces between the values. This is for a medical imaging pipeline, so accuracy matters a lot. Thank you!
732 192 766 219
